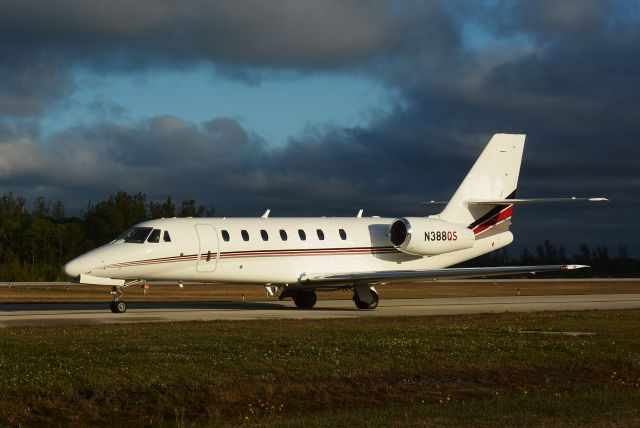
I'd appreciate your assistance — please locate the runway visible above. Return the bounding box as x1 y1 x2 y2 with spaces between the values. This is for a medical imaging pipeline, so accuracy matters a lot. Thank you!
1 294 640 327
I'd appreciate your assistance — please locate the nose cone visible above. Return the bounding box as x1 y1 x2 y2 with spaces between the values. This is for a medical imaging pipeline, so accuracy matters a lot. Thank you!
64 257 86 279
64 246 110 279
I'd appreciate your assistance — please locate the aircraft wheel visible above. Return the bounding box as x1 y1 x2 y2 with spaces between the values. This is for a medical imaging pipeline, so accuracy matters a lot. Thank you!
293 291 317 309
354 289 379 310
110 300 127 313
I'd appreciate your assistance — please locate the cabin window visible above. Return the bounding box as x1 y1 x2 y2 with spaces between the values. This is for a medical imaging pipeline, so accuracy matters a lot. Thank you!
122 227 153 243
241 230 249 241
280 229 288 241
163 231 171 242
147 229 161 243
298 229 306 240
260 230 269 241
221 230 230 242
339 229 347 240
317 229 325 240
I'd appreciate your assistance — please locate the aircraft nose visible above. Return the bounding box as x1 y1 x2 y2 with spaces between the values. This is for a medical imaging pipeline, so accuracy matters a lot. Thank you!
63 258 84 279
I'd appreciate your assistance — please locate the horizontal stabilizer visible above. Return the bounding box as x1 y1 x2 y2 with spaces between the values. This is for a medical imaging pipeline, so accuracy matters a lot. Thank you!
465 197 608 205
422 197 608 206
300 264 589 286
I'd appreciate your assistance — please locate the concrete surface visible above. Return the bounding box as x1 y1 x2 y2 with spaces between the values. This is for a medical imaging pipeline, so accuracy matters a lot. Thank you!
1 294 639 327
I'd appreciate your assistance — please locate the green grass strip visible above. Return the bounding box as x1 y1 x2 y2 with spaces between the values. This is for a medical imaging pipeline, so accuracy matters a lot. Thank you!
1 310 639 426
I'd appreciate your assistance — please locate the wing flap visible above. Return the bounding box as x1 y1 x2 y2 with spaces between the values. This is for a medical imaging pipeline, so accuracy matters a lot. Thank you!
300 265 588 286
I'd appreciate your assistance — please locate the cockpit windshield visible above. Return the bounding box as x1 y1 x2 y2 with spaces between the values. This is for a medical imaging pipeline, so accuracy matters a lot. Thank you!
120 227 153 243
147 229 161 243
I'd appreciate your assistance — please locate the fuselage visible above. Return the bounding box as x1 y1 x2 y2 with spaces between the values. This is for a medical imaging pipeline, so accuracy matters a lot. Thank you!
64 216 513 285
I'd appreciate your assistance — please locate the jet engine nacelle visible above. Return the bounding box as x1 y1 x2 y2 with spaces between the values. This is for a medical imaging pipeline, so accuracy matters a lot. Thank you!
388 217 475 256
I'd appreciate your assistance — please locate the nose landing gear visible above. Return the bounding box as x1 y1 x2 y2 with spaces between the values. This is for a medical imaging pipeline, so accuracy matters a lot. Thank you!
110 279 143 313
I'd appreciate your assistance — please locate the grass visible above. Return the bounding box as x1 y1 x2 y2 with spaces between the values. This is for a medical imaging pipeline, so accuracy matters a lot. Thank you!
263 389 640 427
1 279 640 302
1 310 639 426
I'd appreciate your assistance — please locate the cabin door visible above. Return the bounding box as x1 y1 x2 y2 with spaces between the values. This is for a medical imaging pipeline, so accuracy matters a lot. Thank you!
195 224 219 272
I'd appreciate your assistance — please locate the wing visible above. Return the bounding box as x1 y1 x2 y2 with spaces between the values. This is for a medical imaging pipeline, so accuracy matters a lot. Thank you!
299 264 588 286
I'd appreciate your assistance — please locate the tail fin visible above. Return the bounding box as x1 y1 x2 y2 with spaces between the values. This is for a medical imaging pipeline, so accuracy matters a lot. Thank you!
435 133 525 234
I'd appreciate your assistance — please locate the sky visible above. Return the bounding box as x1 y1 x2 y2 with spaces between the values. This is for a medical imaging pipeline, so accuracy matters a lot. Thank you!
0 0 638 257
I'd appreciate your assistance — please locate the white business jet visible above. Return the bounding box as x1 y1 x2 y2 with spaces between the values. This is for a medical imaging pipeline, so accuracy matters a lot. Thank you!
64 134 607 313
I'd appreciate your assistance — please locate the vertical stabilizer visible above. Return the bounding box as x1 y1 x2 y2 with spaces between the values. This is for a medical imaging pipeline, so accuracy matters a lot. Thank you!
435 134 525 230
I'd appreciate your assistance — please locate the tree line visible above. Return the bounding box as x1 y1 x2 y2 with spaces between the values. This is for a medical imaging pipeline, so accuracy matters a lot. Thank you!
463 239 639 277
0 192 637 281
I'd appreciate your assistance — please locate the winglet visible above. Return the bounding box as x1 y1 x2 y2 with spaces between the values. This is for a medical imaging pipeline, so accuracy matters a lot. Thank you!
562 264 590 270
420 201 449 205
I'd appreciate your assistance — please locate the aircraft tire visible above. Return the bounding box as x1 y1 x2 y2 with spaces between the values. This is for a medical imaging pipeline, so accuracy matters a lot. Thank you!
293 291 317 309
354 290 379 310
110 301 127 313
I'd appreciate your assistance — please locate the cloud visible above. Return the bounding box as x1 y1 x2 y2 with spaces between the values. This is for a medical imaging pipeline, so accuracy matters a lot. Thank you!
512 0 614 39
0 1 637 118
0 0 460 115
0 0 398 69
0 113 456 213
0 115 262 201
0 55 73 117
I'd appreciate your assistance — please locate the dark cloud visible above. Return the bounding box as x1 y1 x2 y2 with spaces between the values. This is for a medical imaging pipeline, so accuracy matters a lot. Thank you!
0 112 458 214
0 55 73 117
0 0 458 115
391 1 461 56
463 0 617 43
0 115 261 200
512 0 614 39
0 0 398 69
3 0 396 114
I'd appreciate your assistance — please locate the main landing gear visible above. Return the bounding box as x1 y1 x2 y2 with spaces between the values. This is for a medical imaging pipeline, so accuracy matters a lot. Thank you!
110 280 143 313
278 285 379 310
352 285 379 310
278 288 318 309
292 290 317 309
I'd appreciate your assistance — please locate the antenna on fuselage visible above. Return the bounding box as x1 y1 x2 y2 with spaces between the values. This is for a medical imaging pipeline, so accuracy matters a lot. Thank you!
356 209 363 218
261 209 270 218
